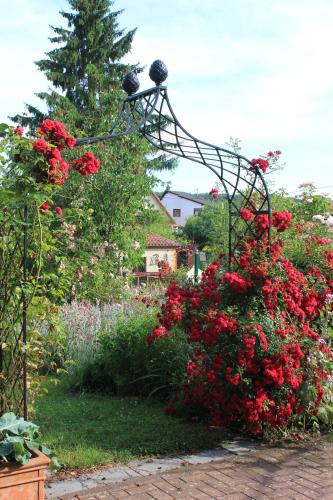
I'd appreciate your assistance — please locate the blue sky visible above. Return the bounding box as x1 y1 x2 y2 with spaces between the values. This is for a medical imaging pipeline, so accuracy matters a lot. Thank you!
1 0 332 196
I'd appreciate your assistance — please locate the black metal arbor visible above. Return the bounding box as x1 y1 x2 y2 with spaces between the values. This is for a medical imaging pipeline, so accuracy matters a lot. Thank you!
77 60 271 266
1 60 271 420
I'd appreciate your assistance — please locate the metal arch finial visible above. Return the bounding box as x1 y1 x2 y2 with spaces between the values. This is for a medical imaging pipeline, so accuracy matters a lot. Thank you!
122 71 140 95
149 60 168 85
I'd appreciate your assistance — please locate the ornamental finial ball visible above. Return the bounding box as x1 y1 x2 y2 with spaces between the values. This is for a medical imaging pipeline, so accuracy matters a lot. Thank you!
149 60 168 85
122 72 140 95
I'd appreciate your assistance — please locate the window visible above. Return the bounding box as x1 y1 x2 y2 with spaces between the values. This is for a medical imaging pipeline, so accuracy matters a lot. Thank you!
193 208 202 216
173 208 181 217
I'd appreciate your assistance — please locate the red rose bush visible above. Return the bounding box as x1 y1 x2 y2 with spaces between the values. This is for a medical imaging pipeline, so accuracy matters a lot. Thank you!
148 207 333 435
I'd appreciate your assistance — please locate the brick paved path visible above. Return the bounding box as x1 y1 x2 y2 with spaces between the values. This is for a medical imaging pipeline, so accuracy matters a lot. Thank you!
60 439 333 500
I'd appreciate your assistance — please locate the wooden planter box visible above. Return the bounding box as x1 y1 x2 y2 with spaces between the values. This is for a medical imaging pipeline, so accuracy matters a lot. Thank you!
0 450 50 500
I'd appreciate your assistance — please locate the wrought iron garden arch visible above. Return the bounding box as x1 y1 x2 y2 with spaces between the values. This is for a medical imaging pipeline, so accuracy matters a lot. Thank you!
77 60 271 266
1 60 271 420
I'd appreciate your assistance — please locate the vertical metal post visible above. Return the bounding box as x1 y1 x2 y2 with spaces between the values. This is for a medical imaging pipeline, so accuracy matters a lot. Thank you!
22 204 28 420
194 249 199 283
228 206 232 269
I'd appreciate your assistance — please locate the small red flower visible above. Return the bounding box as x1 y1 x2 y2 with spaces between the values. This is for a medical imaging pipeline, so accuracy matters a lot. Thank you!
13 127 23 137
240 209 254 222
250 158 269 173
209 188 219 199
33 138 50 153
39 202 51 211
65 136 77 148
55 206 63 217
72 151 100 176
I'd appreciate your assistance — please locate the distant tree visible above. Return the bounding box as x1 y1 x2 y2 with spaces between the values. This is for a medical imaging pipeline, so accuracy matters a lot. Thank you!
183 200 229 256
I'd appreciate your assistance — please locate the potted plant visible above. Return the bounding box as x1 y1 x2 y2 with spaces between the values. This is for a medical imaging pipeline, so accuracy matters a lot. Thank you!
0 412 58 500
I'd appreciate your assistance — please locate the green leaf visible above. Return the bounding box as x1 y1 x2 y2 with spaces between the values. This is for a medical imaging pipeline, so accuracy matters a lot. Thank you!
12 441 31 465
0 123 9 133
0 441 13 458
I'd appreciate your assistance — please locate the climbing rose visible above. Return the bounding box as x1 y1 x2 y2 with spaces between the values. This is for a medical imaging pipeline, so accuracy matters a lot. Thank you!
223 271 252 293
37 119 76 150
33 138 49 153
209 188 219 200
72 151 100 176
272 211 292 233
251 158 269 173
240 209 254 222
39 202 51 211
13 127 23 137
48 157 69 185
255 214 270 232
65 136 77 148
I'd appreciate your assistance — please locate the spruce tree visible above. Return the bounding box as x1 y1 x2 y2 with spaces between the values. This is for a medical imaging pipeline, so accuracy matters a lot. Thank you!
12 0 137 129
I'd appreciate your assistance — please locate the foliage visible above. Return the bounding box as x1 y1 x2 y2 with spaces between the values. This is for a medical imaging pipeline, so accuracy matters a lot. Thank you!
0 121 95 413
11 0 177 302
0 412 58 467
183 200 229 256
34 381 227 469
148 207 333 436
271 184 333 274
55 297 189 396
97 309 189 397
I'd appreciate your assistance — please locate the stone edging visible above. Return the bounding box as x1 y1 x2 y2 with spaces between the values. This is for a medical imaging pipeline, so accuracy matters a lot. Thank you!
46 439 262 499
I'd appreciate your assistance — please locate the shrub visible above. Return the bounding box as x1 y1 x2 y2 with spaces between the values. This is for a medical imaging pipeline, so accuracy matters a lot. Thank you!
148 210 333 436
98 309 189 397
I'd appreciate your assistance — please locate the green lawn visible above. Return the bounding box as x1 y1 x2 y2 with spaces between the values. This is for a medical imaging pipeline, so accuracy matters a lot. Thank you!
34 382 227 470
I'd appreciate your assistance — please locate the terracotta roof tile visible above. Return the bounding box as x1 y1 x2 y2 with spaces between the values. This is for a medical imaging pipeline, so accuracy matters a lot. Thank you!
146 233 181 248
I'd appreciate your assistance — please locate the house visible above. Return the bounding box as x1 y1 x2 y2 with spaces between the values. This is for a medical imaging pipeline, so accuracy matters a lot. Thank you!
133 232 192 284
159 190 206 226
147 192 176 226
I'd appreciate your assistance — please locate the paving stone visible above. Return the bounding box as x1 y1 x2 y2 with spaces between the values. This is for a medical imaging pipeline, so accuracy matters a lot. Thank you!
178 448 231 465
46 479 85 499
47 438 333 500
132 457 184 475
222 440 260 455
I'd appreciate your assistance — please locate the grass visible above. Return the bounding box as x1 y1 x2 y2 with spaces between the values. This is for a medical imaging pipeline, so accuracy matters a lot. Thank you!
34 381 227 470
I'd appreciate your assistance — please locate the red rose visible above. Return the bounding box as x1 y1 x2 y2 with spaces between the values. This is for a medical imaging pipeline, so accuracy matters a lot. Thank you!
240 209 254 222
13 127 23 137
33 138 50 153
250 158 269 173
72 151 100 176
209 187 219 199
55 206 63 217
39 202 51 211
65 136 77 148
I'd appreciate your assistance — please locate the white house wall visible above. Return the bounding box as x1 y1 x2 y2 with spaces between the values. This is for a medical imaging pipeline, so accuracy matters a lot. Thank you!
144 248 177 272
161 193 203 226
